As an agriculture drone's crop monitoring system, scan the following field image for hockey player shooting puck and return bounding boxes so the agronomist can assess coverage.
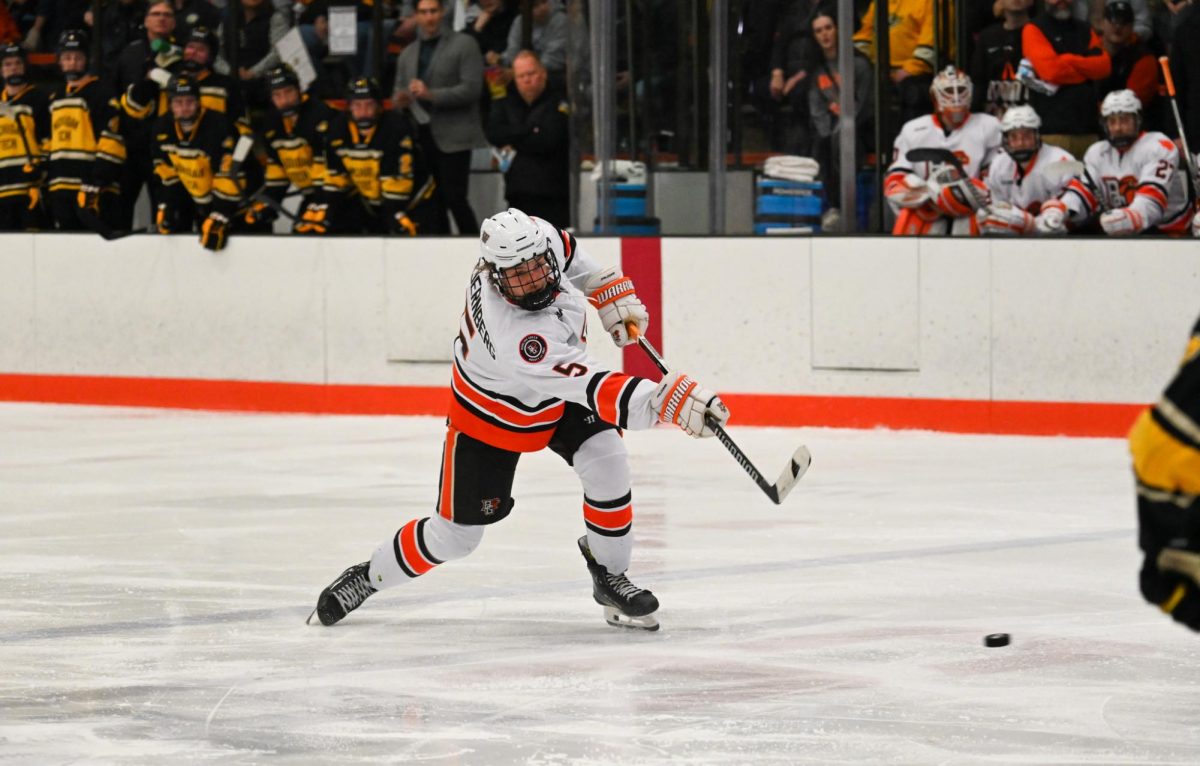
[984,633,1010,647]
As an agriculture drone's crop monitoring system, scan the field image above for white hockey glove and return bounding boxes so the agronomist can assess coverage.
[650,373,731,439]
[1034,199,1068,235]
[976,201,1034,236]
[584,267,649,347]
[1099,207,1145,237]
[885,172,932,208]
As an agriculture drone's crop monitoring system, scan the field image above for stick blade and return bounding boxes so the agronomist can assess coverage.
[769,446,812,504]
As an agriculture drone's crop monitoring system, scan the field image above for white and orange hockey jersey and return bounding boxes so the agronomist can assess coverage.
[885,112,1002,234]
[450,218,660,452]
[1062,131,1190,233]
[887,112,1002,183]
[986,144,1076,214]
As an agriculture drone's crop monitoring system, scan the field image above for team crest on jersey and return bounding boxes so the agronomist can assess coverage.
[481,498,501,515]
[519,333,547,363]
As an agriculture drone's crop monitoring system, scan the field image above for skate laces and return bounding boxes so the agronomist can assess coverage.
[605,572,642,599]
[332,569,375,612]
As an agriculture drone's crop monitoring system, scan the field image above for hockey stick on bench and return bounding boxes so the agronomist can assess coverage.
[629,328,811,505]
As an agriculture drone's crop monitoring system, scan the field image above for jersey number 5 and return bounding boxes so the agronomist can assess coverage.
[553,362,588,377]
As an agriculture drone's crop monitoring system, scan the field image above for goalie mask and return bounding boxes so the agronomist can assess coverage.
[931,66,972,130]
[1100,89,1141,150]
[1000,105,1042,164]
[479,208,560,311]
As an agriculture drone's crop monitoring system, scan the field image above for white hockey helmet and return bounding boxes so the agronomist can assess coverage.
[1000,105,1042,163]
[1099,89,1141,149]
[479,207,560,310]
[930,66,972,128]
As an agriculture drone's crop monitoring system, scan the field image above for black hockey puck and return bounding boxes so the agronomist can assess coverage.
[984,633,1010,647]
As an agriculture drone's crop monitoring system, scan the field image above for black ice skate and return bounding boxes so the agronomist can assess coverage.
[307,562,376,626]
[577,536,660,631]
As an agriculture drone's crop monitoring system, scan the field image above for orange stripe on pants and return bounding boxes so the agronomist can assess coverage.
[439,427,459,521]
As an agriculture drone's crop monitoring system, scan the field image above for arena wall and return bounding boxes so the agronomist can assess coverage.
[1,232,1196,436]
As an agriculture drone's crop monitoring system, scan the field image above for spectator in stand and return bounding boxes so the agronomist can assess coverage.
[0,3,19,44]
[111,1,180,230]
[1020,0,1111,159]
[465,0,516,107]
[807,9,874,224]
[499,0,567,88]
[466,0,516,61]
[91,0,149,81]
[22,0,88,52]
[1099,0,1162,130]
[487,50,569,228]
[392,0,488,235]
[1168,1,1200,150]
[766,0,827,155]
[970,0,1032,117]
[853,0,937,127]
[170,0,221,48]
[46,30,126,231]
[228,0,288,110]
[0,43,49,230]
[1072,0,1152,43]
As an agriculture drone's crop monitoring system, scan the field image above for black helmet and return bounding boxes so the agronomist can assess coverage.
[57,29,89,56]
[185,26,218,56]
[267,65,300,92]
[348,77,381,102]
[1,43,25,64]
[167,74,200,100]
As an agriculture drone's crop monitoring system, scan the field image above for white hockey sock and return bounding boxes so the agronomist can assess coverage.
[367,515,483,590]
[574,431,634,573]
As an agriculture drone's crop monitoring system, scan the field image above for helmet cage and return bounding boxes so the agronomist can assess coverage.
[931,66,972,128]
[1100,89,1142,149]
[1000,105,1041,163]
[489,249,560,311]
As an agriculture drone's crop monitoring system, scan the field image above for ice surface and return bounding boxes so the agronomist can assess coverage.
[1,403,1197,764]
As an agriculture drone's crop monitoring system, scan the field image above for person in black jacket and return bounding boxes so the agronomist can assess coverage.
[969,0,1032,117]
[150,73,243,250]
[486,50,569,228]
[0,43,50,231]
[322,77,444,235]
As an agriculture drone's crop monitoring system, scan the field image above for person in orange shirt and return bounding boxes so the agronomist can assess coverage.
[1019,0,1110,158]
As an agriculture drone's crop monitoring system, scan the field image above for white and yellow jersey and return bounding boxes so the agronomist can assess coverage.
[450,218,659,452]
[986,144,1076,213]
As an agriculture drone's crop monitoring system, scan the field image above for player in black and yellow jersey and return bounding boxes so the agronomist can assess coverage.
[0,44,50,231]
[322,77,444,236]
[46,30,126,232]
[1131,311,1200,633]
[120,26,254,231]
[151,74,243,251]
[255,65,334,234]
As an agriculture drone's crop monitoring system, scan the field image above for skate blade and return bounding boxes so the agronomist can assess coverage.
[603,606,660,631]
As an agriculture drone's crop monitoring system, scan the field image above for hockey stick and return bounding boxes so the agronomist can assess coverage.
[629,328,811,505]
[904,147,988,209]
[1159,56,1200,199]
[1040,159,1110,214]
